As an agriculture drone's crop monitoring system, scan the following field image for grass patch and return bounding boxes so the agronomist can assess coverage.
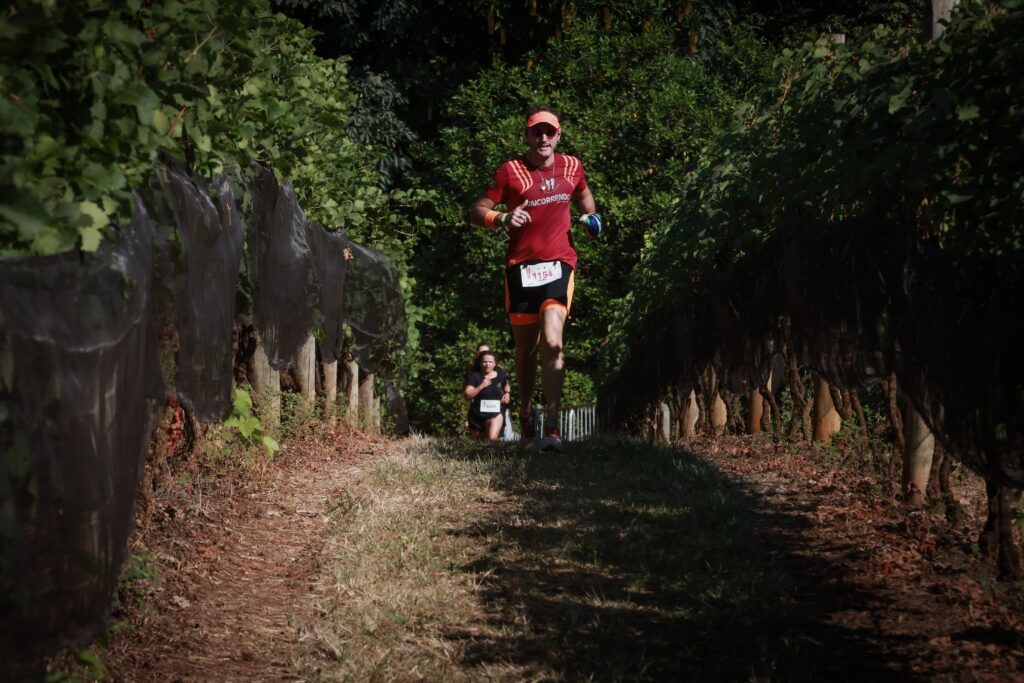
[303,435,828,681]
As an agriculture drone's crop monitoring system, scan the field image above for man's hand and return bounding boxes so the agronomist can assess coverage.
[579,212,602,237]
[508,201,532,229]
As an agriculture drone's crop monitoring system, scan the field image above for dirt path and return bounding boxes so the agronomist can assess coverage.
[109,434,387,682]
[106,433,1024,681]
[693,436,1024,682]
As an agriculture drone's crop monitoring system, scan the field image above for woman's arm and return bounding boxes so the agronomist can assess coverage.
[463,375,492,400]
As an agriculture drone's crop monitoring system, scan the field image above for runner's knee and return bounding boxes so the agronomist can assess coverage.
[540,336,562,359]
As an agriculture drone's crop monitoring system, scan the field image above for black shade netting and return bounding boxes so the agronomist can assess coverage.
[0,197,157,658]
[157,160,244,422]
[384,379,411,436]
[601,215,897,429]
[707,262,780,395]
[306,221,349,364]
[894,244,1024,486]
[344,240,407,374]
[599,303,712,430]
[779,215,897,388]
[247,166,317,370]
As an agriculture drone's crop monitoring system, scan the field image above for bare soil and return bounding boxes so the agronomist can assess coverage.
[104,432,1024,681]
[106,431,388,682]
[692,435,1024,682]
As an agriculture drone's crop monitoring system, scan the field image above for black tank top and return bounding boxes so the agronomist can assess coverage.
[467,368,507,417]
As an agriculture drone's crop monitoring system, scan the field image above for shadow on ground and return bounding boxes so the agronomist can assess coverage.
[440,436,915,681]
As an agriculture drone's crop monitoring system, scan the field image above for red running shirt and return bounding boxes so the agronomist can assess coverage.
[483,153,588,269]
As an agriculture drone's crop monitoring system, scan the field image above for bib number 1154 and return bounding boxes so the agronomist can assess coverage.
[520,261,561,288]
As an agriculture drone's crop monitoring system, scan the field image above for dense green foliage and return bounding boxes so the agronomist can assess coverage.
[403,16,775,433]
[0,0,400,257]
[272,1,743,203]
[607,0,1023,418]
[259,0,935,435]
[747,0,923,46]
[8,0,1001,440]
[274,1,737,127]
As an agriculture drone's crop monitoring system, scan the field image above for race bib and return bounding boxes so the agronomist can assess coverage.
[479,399,501,413]
[520,261,562,288]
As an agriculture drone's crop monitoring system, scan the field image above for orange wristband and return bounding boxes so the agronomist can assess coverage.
[483,210,505,227]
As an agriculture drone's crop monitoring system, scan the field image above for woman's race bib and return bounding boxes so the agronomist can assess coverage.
[520,261,562,287]
[479,399,501,414]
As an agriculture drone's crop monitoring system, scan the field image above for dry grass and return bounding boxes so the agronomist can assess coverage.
[297,435,793,681]
[299,435,535,682]
[92,429,1021,681]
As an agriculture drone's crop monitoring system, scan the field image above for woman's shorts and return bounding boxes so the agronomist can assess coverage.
[504,260,575,326]
[468,410,501,432]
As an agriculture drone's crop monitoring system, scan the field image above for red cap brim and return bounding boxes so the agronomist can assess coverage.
[526,112,560,130]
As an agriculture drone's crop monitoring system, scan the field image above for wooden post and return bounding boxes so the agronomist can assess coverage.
[895,0,958,501]
[657,401,671,444]
[758,370,775,434]
[251,336,280,430]
[295,333,316,409]
[812,376,841,443]
[711,394,727,433]
[747,388,764,434]
[344,355,359,429]
[703,367,728,435]
[323,359,338,429]
[683,389,699,438]
[926,0,959,41]
[359,372,375,432]
[902,401,935,507]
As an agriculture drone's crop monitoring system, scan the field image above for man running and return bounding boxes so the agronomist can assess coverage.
[469,105,602,452]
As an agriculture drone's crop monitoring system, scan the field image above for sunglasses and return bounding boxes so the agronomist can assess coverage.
[528,125,559,138]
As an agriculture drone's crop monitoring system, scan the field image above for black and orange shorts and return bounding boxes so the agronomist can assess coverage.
[504,260,575,326]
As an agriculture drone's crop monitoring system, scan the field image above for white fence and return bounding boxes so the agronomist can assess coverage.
[559,405,598,441]
[501,405,598,443]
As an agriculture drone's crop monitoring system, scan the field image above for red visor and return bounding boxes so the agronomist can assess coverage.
[526,111,560,130]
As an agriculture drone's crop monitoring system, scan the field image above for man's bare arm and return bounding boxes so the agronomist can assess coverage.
[572,186,596,215]
[469,196,532,229]
[469,197,498,228]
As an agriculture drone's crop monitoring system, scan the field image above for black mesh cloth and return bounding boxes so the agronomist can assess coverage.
[599,304,712,430]
[384,378,411,435]
[708,265,779,395]
[247,166,317,370]
[0,197,156,658]
[246,167,405,370]
[777,215,1024,485]
[779,215,896,389]
[306,221,349,363]
[0,162,411,660]
[344,240,407,373]
[604,209,1024,492]
[158,161,244,421]
[894,244,1024,485]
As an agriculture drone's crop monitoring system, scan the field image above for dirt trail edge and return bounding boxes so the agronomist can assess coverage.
[695,436,1024,682]
[108,434,1024,681]
[109,434,387,682]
